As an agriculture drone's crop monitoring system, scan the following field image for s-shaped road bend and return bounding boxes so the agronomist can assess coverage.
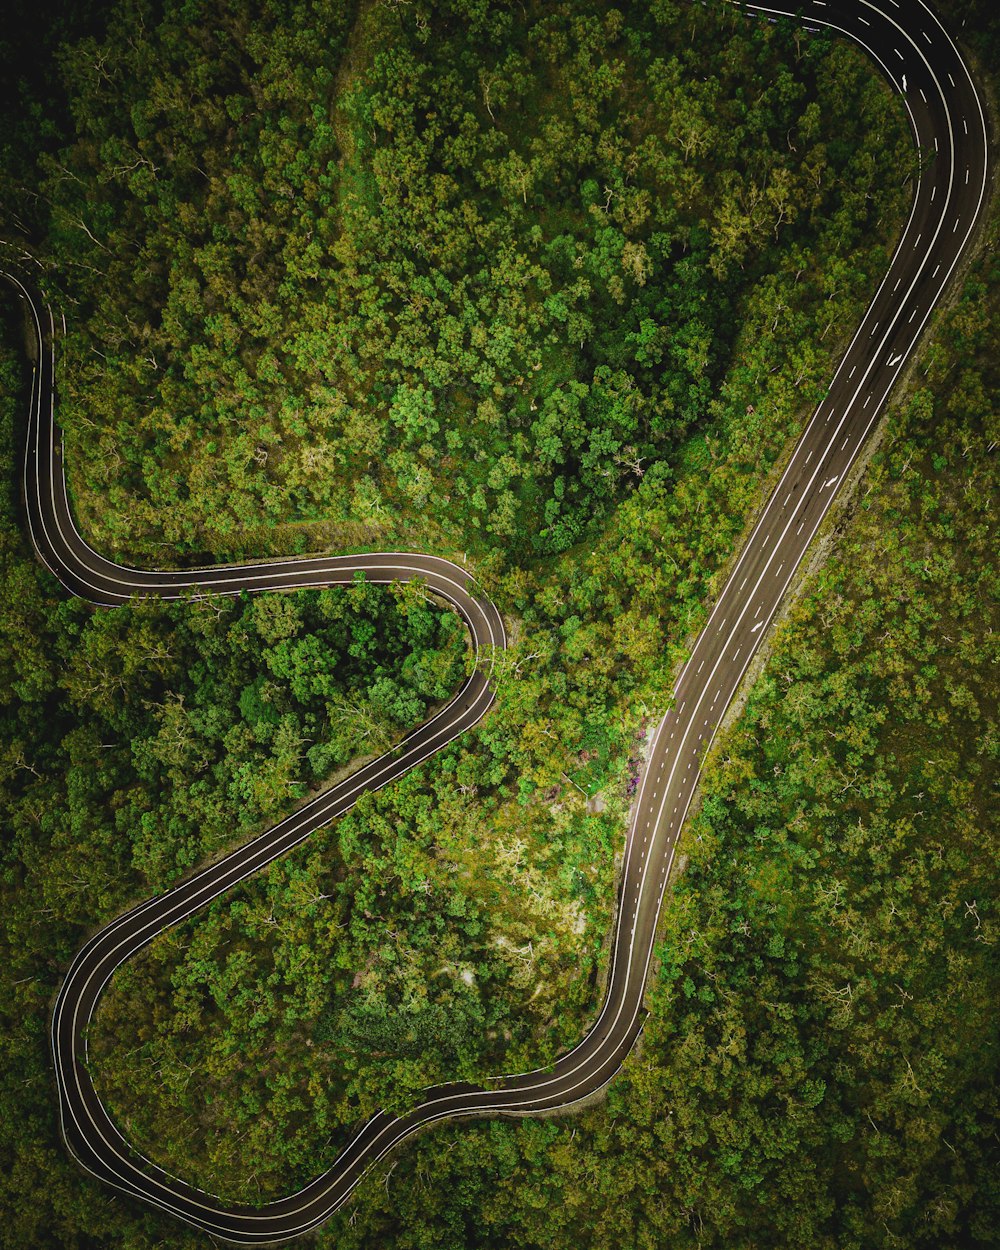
[0,0,989,1243]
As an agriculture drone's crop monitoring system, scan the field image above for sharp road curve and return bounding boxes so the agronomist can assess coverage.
[0,0,989,1242]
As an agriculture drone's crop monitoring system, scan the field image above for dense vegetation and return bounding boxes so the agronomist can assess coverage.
[6,0,913,567]
[0,303,618,1225]
[0,0,994,1247]
[302,179,1000,1250]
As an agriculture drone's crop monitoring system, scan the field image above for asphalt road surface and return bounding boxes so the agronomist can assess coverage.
[0,0,989,1242]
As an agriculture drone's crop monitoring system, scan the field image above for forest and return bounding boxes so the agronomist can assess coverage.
[0,0,996,1247]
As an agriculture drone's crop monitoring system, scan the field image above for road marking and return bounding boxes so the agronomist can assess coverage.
[23,0,994,1233]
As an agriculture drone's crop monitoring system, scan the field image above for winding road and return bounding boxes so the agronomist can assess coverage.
[0,0,990,1243]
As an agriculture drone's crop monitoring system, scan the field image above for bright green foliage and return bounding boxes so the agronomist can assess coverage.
[0,329,470,1232]
[7,0,910,566]
[0,0,994,1246]
[91,766,614,1198]
[2,562,464,891]
[306,196,1000,1250]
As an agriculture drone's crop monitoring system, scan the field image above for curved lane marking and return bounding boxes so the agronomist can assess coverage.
[0,0,989,1240]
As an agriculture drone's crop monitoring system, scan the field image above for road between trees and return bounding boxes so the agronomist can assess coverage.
[0,0,989,1242]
